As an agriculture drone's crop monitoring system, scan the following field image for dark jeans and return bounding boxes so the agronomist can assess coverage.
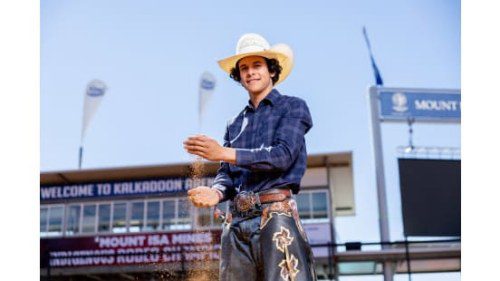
[219,199,317,281]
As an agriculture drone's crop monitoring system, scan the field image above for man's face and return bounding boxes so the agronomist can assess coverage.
[238,56,275,95]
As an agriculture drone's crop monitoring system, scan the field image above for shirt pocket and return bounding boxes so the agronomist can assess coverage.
[257,113,283,146]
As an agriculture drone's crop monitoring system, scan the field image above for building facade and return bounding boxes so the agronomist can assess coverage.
[40,152,354,280]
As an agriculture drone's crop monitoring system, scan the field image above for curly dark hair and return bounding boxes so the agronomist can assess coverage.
[230,57,282,85]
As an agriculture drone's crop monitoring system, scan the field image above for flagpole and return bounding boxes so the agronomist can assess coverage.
[363,27,393,281]
[78,145,84,169]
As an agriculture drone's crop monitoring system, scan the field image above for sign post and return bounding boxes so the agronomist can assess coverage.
[368,86,460,281]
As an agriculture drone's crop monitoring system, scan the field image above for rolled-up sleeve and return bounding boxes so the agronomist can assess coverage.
[235,98,313,171]
[211,124,235,202]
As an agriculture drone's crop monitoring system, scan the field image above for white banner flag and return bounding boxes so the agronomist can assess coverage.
[81,79,107,143]
[198,72,216,129]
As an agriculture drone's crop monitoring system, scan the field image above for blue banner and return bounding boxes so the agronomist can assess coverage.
[379,90,461,121]
[40,177,215,201]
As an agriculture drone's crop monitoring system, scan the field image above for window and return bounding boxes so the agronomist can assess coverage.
[40,197,202,237]
[312,192,328,219]
[66,205,81,235]
[163,198,192,230]
[98,204,111,232]
[297,193,311,219]
[162,200,176,230]
[112,202,127,233]
[41,205,64,237]
[145,201,160,231]
[46,205,64,236]
[82,204,97,233]
[177,198,191,229]
[130,201,144,232]
[40,207,48,234]
[295,189,330,223]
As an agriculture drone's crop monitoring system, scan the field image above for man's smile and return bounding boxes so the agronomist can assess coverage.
[246,78,260,84]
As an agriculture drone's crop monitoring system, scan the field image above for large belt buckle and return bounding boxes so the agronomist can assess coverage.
[235,191,260,214]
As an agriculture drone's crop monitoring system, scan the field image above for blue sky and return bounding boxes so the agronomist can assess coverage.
[41,1,460,279]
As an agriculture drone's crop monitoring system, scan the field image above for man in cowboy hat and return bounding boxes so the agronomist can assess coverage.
[183,33,316,281]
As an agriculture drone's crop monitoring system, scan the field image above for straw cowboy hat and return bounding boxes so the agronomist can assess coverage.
[218,33,294,85]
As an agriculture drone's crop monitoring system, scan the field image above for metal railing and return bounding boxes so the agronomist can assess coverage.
[42,238,460,281]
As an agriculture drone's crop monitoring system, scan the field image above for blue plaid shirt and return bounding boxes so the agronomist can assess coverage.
[212,89,313,201]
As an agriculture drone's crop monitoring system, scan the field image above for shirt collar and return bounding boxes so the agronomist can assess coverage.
[246,89,281,110]
[264,88,280,105]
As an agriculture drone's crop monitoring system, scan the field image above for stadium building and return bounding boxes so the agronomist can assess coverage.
[40,152,355,280]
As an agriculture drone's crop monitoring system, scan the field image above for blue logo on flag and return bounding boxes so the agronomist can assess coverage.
[87,86,105,97]
[201,79,215,91]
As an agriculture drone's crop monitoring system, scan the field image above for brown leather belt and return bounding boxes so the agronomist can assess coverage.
[233,188,291,215]
[259,188,292,203]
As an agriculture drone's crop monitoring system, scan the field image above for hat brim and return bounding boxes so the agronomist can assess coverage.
[218,48,293,85]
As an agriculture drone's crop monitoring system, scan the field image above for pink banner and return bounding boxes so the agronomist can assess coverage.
[40,230,222,268]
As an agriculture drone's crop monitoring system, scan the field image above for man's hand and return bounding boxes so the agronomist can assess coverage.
[183,134,236,163]
[187,186,221,208]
